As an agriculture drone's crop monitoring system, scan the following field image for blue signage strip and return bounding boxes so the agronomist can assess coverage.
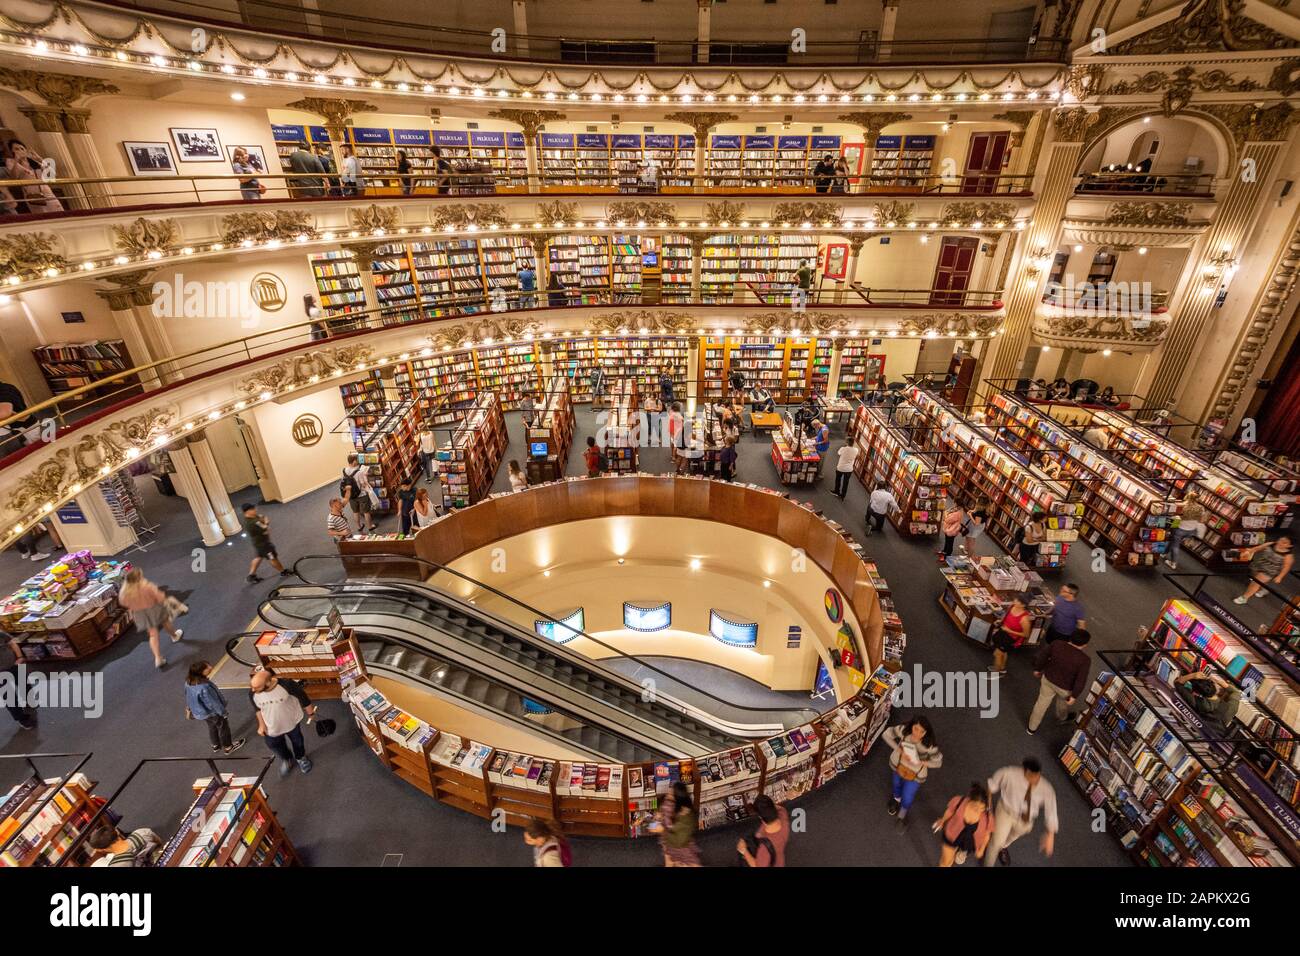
[643,134,674,149]
[875,135,902,149]
[308,126,331,144]
[611,134,641,149]
[470,131,506,147]
[576,133,608,148]
[433,130,469,146]
[350,127,392,145]
[710,135,741,149]
[811,135,842,150]
[271,124,306,142]
[393,128,432,146]
[676,135,696,148]
[540,133,575,148]
[904,135,936,149]
[778,135,808,150]
[744,135,775,149]
[506,132,525,148]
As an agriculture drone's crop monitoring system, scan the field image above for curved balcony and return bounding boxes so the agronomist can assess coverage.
[1032,299,1171,352]
[1061,183,1216,249]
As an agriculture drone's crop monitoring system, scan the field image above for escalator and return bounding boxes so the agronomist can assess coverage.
[258,554,816,762]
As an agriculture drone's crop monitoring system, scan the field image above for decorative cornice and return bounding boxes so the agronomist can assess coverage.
[703,200,746,224]
[993,109,1038,146]
[771,201,842,228]
[743,312,853,335]
[94,270,158,309]
[426,316,543,349]
[1104,201,1194,227]
[0,232,69,276]
[0,67,118,107]
[427,203,509,231]
[486,109,565,140]
[238,345,376,395]
[112,217,180,256]
[585,311,699,334]
[219,209,317,245]
[1268,59,1300,96]
[1100,65,1260,115]
[283,97,377,130]
[663,111,738,138]
[537,200,579,224]
[873,201,915,224]
[940,201,1016,224]
[348,204,401,233]
[1109,0,1295,55]
[900,312,1004,337]
[1200,102,1299,144]
[1032,309,1171,350]
[836,111,915,140]
[1051,106,1101,143]
[604,200,678,224]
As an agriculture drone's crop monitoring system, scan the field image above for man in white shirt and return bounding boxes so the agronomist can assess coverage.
[865,481,900,536]
[833,441,859,499]
[339,144,364,196]
[418,427,438,483]
[984,757,1058,866]
[341,453,377,534]
[1082,423,1109,448]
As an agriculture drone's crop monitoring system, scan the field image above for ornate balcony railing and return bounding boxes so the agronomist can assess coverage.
[1073,171,1216,198]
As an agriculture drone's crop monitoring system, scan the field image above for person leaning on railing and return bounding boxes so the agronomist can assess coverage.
[4,139,62,214]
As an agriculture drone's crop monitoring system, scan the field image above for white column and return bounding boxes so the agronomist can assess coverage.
[879,0,899,61]
[513,0,530,56]
[686,338,700,415]
[16,106,86,210]
[168,444,225,546]
[62,108,115,208]
[189,436,241,536]
[827,339,846,396]
[696,0,712,64]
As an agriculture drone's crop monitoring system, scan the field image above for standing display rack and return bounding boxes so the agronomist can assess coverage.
[526,375,576,484]
[0,753,101,867]
[603,378,640,474]
[437,392,508,509]
[905,385,1084,571]
[847,400,950,537]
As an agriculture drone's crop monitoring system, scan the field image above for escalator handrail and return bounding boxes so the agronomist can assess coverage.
[260,583,786,742]
[289,551,822,722]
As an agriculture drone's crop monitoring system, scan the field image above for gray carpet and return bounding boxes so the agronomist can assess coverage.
[2,404,1292,867]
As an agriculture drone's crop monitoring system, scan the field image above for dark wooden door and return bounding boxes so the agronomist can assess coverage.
[930,237,979,306]
[961,132,1010,194]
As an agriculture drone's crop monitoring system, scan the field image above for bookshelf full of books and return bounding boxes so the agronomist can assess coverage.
[700,235,740,301]
[270,123,330,172]
[644,133,696,189]
[0,771,106,866]
[706,134,743,187]
[836,339,887,397]
[32,339,138,399]
[474,343,543,409]
[159,774,300,867]
[738,234,821,304]
[851,403,950,536]
[525,375,576,483]
[310,250,366,319]
[868,134,935,189]
[1185,467,1295,568]
[468,130,528,189]
[539,132,579,188]
[596,335,690,395]
[337,369,386,429]
[369,243,420,320]
[548,234,612,303]
[347,126,400,184]
[346,398,422,513]
[575,133,613,187]
[548,337,597,402]
[254,623,365,700]
[480,235,537,301]
[741,134,776,188]
[661,233,694,302]
[437,392,508,509]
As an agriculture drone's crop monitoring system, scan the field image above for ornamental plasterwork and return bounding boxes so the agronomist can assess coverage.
[704,201,746,224]
[1109,0,1295,55]
[237,345,376,395]
[873,201,915,224]
[1200,102,1299,144]
[426,316,543,349]
[586,311,698,334]
[900,313,1003,337]
[486,109,565,140]
[940,201,1016,224]
[1268,60,1300,96]
[771,202,842,228]
[743,312,852,335]
[283,97,377,129]
[348,204,401,233]
[1051,107,1101,143]
[5,405,178,518]
[605,201,677,224]
[837,112,914,139]
[1209,223,1300,421]
[427,203,508,231]
[112,217,180,256]
[537,200,578,224]
[1103,202,1194,227]
[1032,310,1172,350]
[663,112,738,138]
[0,67,119,107]
[219,209,318,245]
[0,231,69,275]
[1100,66,1259,116]
[1062,221,1201,248]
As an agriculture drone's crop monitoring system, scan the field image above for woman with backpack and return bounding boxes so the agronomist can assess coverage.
[883,715,943,826]
[523,818,571,867]
[652,781,701,866]
[933,783,994,866]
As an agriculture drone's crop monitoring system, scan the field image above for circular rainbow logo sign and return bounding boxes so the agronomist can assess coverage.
[824,588,843,622]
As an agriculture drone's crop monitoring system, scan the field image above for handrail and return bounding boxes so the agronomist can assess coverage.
[0,290,1005,442]
[288,551,822,722]
[84,0,1070,66]
[0,169,1036,220]
[1073,170,1217,198]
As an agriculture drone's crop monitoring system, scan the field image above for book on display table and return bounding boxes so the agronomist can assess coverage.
[0,553,132,662]
[159,774,299,867]
[770,415,822,485]
[937,554,1054,647]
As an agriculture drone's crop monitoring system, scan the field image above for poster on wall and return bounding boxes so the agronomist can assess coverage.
[226,145,269,175]
[123,141,177,176]
[823,243,849,280]
[824,588,843,623]
[813,659,834,697]
[170,128,224,162]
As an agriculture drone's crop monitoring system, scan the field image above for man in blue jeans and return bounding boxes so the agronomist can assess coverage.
[516,259,537,309]
[250,667,316,777]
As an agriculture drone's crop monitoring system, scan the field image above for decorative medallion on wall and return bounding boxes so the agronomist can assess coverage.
[291,413,323,447]
[824,588,844,623]
[250,273,287,312]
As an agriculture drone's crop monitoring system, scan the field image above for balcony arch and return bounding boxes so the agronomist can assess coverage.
[1076,111,1231,193]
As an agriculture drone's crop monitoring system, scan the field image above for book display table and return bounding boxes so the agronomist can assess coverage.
[0,553,132,662]
[937,554,1054,648]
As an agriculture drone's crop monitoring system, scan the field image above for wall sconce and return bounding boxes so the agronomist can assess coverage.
[1202,247,1239,289]
[1024,248,1053,276]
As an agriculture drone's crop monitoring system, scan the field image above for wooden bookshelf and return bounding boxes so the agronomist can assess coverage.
[160,775,300,867]
[438,392,508,509]
[851,403,950,536]
[869,134,935,190]
[526,375,576,483]
[310,249,366,319]
[344,397,421,513]
[0,771,106,867]
[33,339,139,399]
[254,625,365,700]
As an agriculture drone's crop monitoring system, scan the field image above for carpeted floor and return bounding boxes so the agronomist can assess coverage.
[1,403,1293,867]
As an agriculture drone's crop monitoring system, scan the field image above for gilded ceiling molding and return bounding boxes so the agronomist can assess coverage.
[900,313,1004,336]
[425,316,542,349]
[1200,102,1299,144]
[1100,65,1260,115]
[486,109,566,140]
[1268,60,1300,96]
[5,405,178,519]
[771,201,842,227]
[703,200,746,224]
[1104,201,1194,227]
[1065,64,1105,102]
[537,200,579,224]
[873,201,915,223]
[585,311,698,334]
[283,97,377,133]
[663,111,739,138]
[744,312,851,335]
[94,270,159,310]
[521,231,559,253]
[1080,106,1150,155]
[992,110,1037,146]
[347,204,401,233]
[238,345,376,395]
[219,209,317,245]
[1051,106,1101,143]
[836,112,914,140]
[1208,220,1300,422]
[0,67,119,107]
[112,217,180,256]
[940,201,1016,223]
[605,200,678,224]
[1032,311,1172,350]
[1109,0,1295,55]
[427,203,509,231]
[0,232,69,276]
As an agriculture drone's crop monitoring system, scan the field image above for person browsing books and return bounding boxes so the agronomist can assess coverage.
[991,593,1032,675]
[963,500,989,557]
[865,481,900,536]
[584,436,605,477]
[411,487,439,528]
[933,783,994,867]
[326,498,351,546]
[652,781,701,866]
[833,441,859,499]
[737,794,791,866]
[523,818,571,867]
[940,500,966,559]
[397,477,417,536]
[508,459,528,492]
[1044,583,1087,644]
[340,454,378,534]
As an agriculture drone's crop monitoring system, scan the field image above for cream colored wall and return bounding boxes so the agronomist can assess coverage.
[243,384,352,502]
[1084,117,1223,177]
[434,516,865,695]
[1076,349,1150,393]
[1049,244,1185,300]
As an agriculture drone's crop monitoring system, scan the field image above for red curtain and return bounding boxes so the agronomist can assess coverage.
[1258,333,1300,457]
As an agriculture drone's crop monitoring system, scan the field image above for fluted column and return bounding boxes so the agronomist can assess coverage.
[95,271,173,390]
[827,338,846,396]
[168,444,224,546]
[1147,138,1289,412]
[343,243,383,318]
[188,435,241,536]
[686,337,700,414]
[688,234,707,298]
[488,110,565,191]
[15,105,85,209]
[60,108,114,208]
[981,107,1095,386]
[836,112,913,193]
[836,235,867,303]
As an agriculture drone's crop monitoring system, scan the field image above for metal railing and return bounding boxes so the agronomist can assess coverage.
[101,0,1068,65]
[0,170,1036,220]
[0,289,1002,457]
[1073,170,1217,198]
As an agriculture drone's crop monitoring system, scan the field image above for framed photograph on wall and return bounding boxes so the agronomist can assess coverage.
[122,141,177,176]
[823,243,849,281]
[169,127,224,162]
[226,144,269,175]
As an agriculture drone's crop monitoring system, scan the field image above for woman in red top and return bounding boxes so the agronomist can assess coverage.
[991,593,1032,675]
[583,436,603,478]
